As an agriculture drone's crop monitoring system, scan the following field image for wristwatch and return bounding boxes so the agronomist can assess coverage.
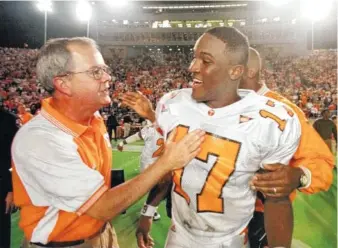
[298,171,310,188]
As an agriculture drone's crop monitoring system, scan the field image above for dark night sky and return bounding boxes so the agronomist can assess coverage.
[0,1,336,49]
[0,1,90,48]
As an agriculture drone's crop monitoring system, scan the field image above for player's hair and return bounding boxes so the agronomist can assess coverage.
[205,27,249,66]
[36,37,99,94]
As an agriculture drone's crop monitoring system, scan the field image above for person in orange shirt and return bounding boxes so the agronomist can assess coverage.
[240,48,334,248]
[12,37,204,248]
[17,104,33,125]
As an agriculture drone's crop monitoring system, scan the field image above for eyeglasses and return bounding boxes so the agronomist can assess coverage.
[57,66,112,81]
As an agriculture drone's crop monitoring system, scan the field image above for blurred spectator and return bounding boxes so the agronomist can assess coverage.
[313,109,337,152]
[107,112,119,141]
[123,114,133,138]
[17,104,33,125]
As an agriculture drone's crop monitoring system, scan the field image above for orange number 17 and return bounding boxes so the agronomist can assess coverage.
[172,125,241,213]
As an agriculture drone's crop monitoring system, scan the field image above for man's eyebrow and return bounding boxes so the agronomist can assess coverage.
[200,51,215,58]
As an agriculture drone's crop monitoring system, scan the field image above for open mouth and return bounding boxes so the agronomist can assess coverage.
[192,78,203,89]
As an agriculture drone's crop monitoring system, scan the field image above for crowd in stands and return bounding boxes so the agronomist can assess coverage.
[264,50,337,117]
[0,46,336,137]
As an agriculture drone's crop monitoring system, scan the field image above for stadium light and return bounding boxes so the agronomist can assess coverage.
[301,0,334,51]
[37,0,52,12]
[76,1,92,22]
[36,0,52,44]
[301,0,333,22]
[76,0,92,37]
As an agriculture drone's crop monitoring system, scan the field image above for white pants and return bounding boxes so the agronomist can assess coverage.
[123,123,131,138]
[164,224,249,248]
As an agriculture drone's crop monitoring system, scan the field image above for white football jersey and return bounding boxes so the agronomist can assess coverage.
[139,125,164,171]
[156,88,301,245]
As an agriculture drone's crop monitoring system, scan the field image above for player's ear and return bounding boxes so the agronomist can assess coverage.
[229,65,245,81]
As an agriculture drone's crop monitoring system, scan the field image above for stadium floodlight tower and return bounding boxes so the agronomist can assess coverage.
[76,0,92,37]
[301,0,334,51]
[36,0,52,44]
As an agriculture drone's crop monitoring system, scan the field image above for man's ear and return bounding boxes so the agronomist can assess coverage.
[228,65,245,81]
[53,77,72,96]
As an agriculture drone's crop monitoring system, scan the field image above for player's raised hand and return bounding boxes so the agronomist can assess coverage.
[161,128,205,170]
[121,91,155,122]
[136,216,154,248]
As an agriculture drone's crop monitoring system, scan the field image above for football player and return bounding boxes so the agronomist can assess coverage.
[125,27,301,248]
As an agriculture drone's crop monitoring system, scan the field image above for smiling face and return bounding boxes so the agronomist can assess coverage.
[55,43,112,110]
[189,33,246,106]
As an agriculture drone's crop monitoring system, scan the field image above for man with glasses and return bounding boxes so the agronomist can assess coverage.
[12,37,205,248]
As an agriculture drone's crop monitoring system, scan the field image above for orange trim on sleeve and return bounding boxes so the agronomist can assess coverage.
[254,198,264,213]
[77,184,109,216]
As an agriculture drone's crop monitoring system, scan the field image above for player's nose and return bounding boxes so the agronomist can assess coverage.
[188,58,200,73]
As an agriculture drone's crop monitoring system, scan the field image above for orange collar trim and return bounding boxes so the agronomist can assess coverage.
[41,97,101,137]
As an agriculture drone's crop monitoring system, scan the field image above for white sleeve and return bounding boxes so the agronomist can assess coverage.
[12,128,106,213]
[260,113,301,167]
[125,131,143,143]
[155,93,179,139]
[140,126,150,141]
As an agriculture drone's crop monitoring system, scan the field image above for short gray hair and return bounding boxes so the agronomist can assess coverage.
[36,37,99,94]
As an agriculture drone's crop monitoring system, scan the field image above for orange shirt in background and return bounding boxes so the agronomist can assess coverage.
[19,112,33,125]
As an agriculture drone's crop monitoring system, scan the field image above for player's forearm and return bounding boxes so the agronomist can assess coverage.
[264,197,293,248]
[87,157,171,221]
[123,132,142,144]
[146,179,171,207]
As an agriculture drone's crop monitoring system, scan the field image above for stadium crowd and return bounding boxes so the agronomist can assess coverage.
[0,46,336,132]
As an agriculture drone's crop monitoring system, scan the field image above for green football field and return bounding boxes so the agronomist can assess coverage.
[11,150,337,248]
